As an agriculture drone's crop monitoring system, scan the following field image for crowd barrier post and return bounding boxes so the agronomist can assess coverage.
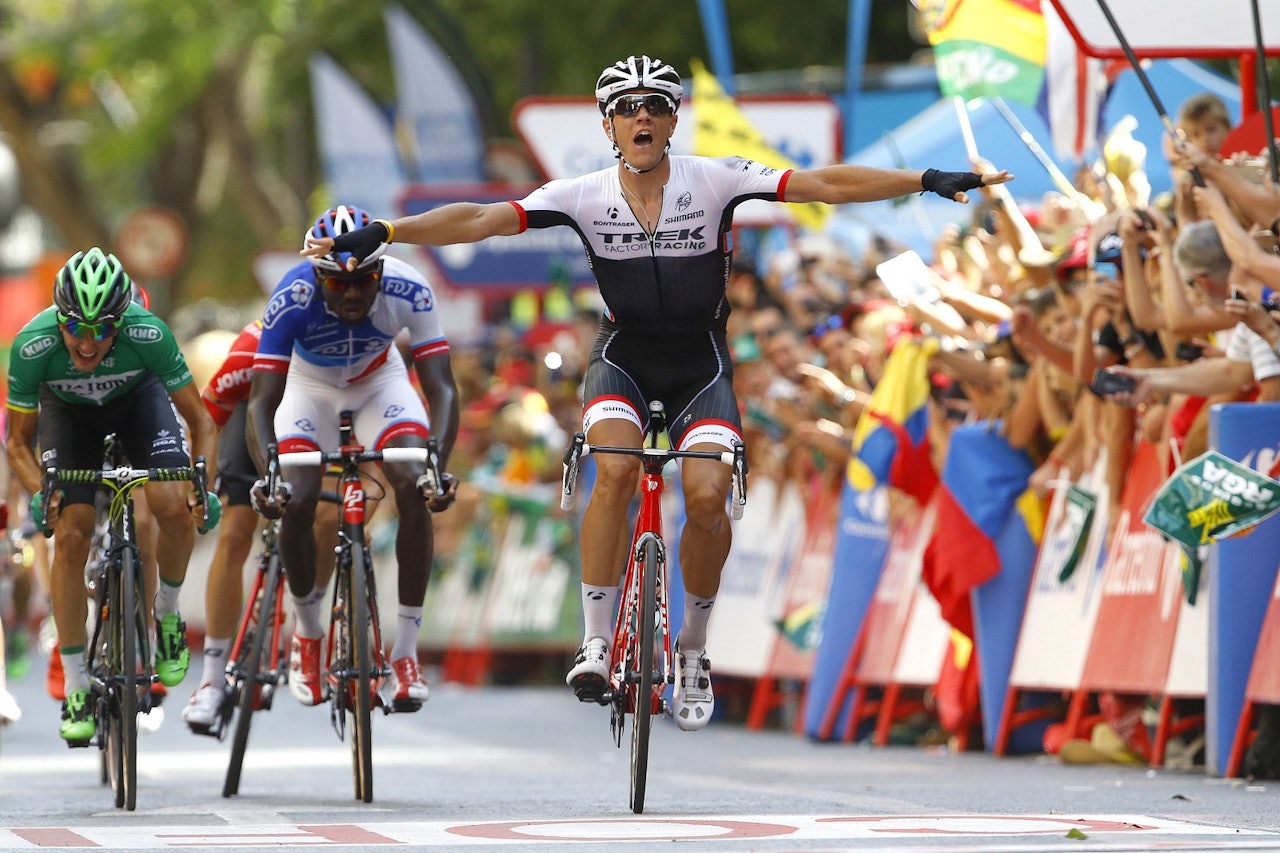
[746,476,838,731]
[1068,440,1186,757]
[1207,401,1280,776]
[804,482,891,740]
[993,451,1111,755]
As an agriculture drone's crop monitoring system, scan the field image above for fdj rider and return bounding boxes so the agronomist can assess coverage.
[5,248,220,743]
[247,205,459,713]
[303,55,1011,731]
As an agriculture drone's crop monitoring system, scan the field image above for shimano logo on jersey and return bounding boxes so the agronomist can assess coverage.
[125,325,162,343]
[19,335,56,360]
[676,191,692,211]
[664,210,705,224]
[262,279,314,328]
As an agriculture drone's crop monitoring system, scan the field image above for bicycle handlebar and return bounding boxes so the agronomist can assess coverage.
[276,441,446,496]
[559,434,747,519]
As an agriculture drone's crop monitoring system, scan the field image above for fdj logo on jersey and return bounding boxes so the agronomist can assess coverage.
[263,279,315,328]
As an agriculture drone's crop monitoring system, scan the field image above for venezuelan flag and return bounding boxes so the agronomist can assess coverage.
[922,0,1047,105]
[847,337,939,505]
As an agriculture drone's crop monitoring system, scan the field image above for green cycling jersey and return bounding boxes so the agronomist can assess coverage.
[6,303,192,412]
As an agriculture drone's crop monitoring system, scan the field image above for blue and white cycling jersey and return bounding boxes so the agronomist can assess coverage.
[253,256,449,386]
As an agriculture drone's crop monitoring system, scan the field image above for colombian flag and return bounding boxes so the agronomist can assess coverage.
[689,59,829,232]
[923,423,1041,638]
[846,336,939,505]
[922,0,1047,105]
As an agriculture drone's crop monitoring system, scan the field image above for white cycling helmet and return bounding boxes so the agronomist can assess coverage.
[595,55,683,115]
[304,204,388,274]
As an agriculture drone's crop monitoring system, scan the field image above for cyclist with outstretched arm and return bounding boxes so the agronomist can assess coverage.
[247,205,459,713]
[303,55,1011,731]
[4,248,220,743]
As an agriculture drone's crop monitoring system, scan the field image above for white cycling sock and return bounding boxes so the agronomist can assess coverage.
[678,594,716,653]
[581,583,619,643]
[291,587,327,639]
[199,638,231,688]
[391,605,423,661]
[154,578,182,618]
[61,645,89,694]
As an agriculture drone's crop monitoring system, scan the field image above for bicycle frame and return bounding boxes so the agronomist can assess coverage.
[45,453,201,812]
[276,411,443,803]
[560,400,745,813]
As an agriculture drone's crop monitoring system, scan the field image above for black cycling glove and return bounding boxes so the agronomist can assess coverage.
[921,168,984,199]
[330,221,391,265]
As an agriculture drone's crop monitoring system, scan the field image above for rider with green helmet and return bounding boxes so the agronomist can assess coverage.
[5,247,221,743]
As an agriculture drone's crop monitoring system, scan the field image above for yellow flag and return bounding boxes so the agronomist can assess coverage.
[689,59,829,232]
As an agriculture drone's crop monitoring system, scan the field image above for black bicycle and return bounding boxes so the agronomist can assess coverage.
[41,450,205,811]
[276,411,444,802]
[217,458,289,797]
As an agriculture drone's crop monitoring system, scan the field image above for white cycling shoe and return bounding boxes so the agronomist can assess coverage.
[566,637,610,702]
[182,682,223,732]
[672,646,714,731]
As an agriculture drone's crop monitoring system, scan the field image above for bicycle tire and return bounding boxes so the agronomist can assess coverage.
[223,546,283,798]
[119,547,139,811]
[348,538,374,803]
[629,536,659,814]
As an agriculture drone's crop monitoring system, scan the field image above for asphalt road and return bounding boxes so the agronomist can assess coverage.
[0,659,1278,852]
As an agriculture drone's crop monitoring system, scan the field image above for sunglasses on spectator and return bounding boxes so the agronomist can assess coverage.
[610,94,676,118]
[57,312,119,341]
[320,268,381,293]
[810,315,844,340]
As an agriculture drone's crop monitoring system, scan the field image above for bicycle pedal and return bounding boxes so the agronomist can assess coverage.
[391,697,422,714]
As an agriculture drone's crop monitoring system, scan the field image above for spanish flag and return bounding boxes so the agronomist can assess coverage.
[689,59,829,232]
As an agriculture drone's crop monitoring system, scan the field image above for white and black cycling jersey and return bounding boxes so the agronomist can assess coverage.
[513,155,790,334]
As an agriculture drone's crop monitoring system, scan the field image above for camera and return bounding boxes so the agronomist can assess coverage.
[1089,368,1137,398]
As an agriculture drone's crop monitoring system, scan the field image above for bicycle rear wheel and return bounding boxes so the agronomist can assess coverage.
[347,539,374,803]
[224,546,284,798]
[629,536,659,814]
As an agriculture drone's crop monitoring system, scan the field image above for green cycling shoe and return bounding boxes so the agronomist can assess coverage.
[60,688,94,745]
[155,613,190,687]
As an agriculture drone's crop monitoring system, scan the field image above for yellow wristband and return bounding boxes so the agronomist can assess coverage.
[374,218,395,244]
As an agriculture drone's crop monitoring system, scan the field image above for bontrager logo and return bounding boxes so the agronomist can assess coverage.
[126,325,162,343]
[19,335,56,359]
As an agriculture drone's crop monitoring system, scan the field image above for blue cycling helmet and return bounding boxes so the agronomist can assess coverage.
[304,204,387,273]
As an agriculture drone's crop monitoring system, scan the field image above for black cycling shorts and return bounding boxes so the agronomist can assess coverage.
[581,320,742,450]
[37,374,190,507]
[216,402,256,507]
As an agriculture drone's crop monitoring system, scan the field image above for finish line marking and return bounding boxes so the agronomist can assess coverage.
[0,814,1273,848]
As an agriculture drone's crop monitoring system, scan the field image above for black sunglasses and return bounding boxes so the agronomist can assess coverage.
[611,94,676,118]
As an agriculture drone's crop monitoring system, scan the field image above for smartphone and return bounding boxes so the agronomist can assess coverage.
[1231,287,1245,302]
[1089,368,1137,398]
[1094,261,1122,281]
[1134,208,1156,231]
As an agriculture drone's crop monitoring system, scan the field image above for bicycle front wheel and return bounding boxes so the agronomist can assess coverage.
[114,548,140,811]
[224,546,284,798]
[629,536,659,814]
[347,538,374,803]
